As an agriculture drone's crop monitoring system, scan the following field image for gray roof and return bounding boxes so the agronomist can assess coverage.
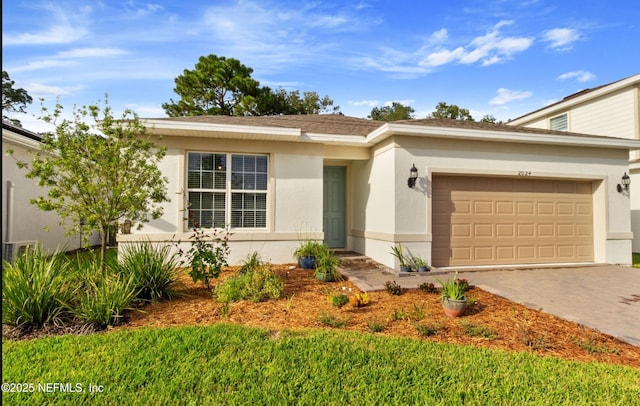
[153,114,625,141]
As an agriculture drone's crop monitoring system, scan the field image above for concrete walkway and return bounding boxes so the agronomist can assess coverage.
[339,258,640,347]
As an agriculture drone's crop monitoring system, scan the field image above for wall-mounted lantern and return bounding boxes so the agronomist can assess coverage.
[407,164,418,188]
[617,172,630,193]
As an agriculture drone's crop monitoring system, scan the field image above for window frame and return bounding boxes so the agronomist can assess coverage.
[186,151,269,230]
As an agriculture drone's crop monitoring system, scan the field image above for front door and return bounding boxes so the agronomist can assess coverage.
[323,166,346,248]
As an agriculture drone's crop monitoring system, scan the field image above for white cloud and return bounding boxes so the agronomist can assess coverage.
[429,28,448,43]
[11,59,78,73]
[543,28,581,50]
[349,100,379,107]
[420,20,534,68]
[558,70,596,82]
[489,88,532,105]
[201,1,364,70]
[3,3,92,45]
[27,83,79,97]
[127,104,167,117]
[56,48,129,58]
[383,100,415,107]
[3,25,88,45]
[422,47,465,67]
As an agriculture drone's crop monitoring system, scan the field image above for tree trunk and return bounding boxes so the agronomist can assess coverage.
[100,226,107,273]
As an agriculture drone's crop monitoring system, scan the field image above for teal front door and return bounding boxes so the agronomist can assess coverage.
[323,166,346,248]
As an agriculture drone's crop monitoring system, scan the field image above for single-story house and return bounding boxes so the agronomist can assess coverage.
[508,73,640,252]
[118,114,640,269]
[2,121,101,260]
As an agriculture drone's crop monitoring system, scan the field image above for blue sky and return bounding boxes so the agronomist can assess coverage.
[3,0,639,131]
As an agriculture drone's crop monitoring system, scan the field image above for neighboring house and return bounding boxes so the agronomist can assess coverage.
[508,73,640,252]
[2,121,100,260]
[118,114,640,268]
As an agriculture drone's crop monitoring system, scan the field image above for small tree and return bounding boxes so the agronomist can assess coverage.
[14,98,169,271]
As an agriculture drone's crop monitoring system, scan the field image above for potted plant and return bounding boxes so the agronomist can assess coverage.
[390,243,412,272]
[436,272,469,318]
[314,247,343,282]
[293,240,324,269]
[410,255,430,273]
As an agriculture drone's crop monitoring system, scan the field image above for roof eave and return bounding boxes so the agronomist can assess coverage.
[508,73,640,125]
[367,123,640,150]
[141,118,302,140]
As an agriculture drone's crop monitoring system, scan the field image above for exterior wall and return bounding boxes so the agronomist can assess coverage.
[2,130,101,257]
[569,89,637,140]
[357,135,633,268]
[348,140,401,267]
[509,76,640,256]
[118,135,325,265]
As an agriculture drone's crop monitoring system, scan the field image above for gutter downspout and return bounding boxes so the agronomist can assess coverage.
[5,181,15,259]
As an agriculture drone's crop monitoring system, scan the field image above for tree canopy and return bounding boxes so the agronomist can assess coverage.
[2,70,33,127]
[162,54,339,117]
[14,98,169,269]
[369,102,415,121]
[162,55,260,117]
[429,101,474,121]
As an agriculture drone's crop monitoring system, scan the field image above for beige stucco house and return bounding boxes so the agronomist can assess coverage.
[2,122,100,260]
[119,114,640,269]
[509,73,640,252]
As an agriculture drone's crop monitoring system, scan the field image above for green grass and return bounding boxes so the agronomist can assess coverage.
[633,253,640,268]
[3,324,639,405]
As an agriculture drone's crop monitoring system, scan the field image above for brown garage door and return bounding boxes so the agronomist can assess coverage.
[432,175,593,267]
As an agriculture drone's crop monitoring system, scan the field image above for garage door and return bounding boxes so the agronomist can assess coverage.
[432,175,593,267]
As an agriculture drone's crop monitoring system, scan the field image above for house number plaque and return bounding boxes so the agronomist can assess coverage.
[518,171,532,176]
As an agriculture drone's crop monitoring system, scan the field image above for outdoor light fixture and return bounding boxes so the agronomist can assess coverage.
[617,172,631,193]
[408,163,418,188]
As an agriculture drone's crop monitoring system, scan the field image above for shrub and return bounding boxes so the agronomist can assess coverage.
[113,241,180,301]
[180,226,230,288]
[72,270,137,328]
[215,265,284,303]
[419,282,438,294]
[2,245,73,329]
[329,293,349,308]
[385,281,403,295]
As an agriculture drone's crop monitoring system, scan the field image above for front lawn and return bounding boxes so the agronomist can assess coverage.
[3,324,639,405]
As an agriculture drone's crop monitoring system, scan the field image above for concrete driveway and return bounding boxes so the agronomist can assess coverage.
[342,261,640,347]
[459,265,640,347]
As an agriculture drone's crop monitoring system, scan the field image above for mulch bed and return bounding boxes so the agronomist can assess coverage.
[114,265,640,368]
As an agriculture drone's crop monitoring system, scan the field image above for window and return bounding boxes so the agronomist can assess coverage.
[187,152,268,229]
[550,114,568,131]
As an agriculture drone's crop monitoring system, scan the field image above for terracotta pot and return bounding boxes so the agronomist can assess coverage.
[441,297,467,318]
